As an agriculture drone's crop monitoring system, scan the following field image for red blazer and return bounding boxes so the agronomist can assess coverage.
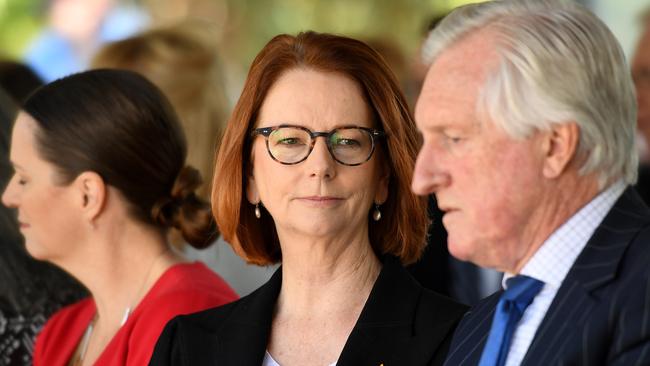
[33,262,238,366]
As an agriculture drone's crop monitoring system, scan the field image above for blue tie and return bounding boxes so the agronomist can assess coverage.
[478,275,544,366]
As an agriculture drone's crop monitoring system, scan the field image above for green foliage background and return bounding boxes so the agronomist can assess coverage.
[0,0,43,58]
[0,0,488,67]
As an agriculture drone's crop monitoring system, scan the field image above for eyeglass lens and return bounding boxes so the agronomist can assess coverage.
[267,127,374,165]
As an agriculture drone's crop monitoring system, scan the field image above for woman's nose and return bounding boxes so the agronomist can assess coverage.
[306,138,336,179]
[1,176,19,208]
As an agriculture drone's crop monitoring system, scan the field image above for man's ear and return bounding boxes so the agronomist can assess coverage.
[541,122,580,179]
[74,171,106,223]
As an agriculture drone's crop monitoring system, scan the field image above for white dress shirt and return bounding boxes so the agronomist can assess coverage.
[502,180,626,366]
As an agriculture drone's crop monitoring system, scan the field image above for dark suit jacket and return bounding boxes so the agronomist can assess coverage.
[444,187,650,366]
[150,255,468,366]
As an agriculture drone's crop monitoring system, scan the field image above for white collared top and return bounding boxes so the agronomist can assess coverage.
[263,351,337,366]
[502,180,626,366]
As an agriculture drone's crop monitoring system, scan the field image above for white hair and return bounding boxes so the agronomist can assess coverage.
[425,0,637,187]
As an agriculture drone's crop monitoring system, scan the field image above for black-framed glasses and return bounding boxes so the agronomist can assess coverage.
[251,125,386,166]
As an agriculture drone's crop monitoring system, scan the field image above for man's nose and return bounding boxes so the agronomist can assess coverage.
[411,144,450,195]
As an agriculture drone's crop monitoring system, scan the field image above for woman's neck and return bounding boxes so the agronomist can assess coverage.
[66,221,186,366]
[276,229,382,318]
[61,221,182,328]
[268,231,382,366]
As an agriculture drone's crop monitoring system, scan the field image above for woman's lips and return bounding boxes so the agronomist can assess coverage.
[296,196,344,207]
[300,196,341,200]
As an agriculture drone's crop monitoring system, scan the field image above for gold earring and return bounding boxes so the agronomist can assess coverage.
[372,204,381,221]
[255,203,261,219]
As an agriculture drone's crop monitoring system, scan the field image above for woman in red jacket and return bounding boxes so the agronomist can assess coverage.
[1,69,238,366]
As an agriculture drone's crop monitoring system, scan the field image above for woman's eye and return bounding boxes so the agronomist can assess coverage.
[277,138,302,145]
[335,138,360,147]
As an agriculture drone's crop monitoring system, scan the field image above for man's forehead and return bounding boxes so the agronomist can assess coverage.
[428,30,501,88]
[416,31,501,124]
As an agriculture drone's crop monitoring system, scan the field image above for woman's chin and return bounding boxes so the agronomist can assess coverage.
[284,218,349,238]
[24,241,49,261]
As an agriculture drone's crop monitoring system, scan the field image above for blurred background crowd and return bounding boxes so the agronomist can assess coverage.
[0,0,643,106]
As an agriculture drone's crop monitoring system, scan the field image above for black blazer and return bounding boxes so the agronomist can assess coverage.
[150,255,468,366]
[444,187,650,366]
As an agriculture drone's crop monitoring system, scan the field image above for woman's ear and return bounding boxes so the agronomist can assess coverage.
[74,171,106,224]
[375,169,390,205]
[245,145,260,204]
[246,173,259,204]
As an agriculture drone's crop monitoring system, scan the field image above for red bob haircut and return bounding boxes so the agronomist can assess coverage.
[212,31,428,265]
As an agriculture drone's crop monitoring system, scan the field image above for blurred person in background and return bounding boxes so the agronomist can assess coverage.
[632,7,650,204]
[1,69,237,365]
[0,61,44,104]
[0,86,85,366]
[633,7,650,164]
[92,21,226,200]
[92,21,277,296]
[151,31,467,366]
[24,0,147,82]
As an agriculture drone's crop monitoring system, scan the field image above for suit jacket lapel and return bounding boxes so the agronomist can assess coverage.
[214,268,282,365]
[338,256,458,366]
[338,256,418,365]
[522,187,650,364]
[442,292,500,366]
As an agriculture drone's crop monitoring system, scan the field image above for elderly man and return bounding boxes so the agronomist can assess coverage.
[412,1,650,365]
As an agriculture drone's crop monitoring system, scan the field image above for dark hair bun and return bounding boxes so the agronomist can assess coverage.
[151,166,217,248]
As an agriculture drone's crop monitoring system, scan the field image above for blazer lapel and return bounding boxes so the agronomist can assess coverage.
[338,256,458,366]
[442,293,500,366]
[521,187,650,364]
[214,267,282,365]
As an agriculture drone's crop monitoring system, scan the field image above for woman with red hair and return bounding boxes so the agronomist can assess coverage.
[151,31,466,366]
